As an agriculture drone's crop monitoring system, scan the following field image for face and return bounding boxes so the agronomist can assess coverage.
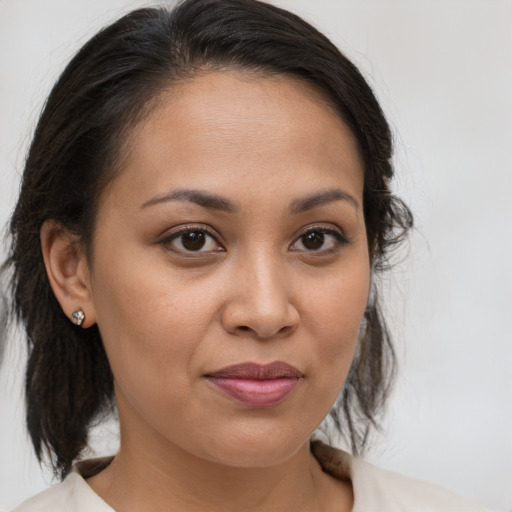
[87,71,370,468]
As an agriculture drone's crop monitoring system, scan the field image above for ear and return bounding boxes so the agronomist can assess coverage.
[40,219,96,328]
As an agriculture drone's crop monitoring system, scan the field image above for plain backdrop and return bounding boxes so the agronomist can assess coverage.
[0,1,511,511]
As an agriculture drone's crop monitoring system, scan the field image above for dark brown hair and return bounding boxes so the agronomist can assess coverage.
[2,0,412,479]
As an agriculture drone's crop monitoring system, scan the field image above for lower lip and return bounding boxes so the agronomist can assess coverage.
[206,377,301,407]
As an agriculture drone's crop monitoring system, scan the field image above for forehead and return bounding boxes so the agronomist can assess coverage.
[102,70,364,211]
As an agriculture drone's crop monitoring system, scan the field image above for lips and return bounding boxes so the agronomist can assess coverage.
[205,362,303,407]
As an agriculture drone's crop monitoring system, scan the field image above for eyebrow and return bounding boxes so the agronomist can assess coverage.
[141,189,238,213]
[288,188,359,214]
[140,187,358,214]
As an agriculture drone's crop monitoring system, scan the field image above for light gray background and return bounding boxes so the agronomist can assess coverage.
[0,1,511,511]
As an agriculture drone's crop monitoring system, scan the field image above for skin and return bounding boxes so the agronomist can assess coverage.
[42,71,370,512]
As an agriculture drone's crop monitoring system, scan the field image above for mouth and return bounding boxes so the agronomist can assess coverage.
[204,361,304,407]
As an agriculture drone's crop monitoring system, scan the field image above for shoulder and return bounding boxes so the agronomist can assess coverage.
[13,473,80,512]
[350,456,490,512]
[311,441,490,512]
[12,466,114,512]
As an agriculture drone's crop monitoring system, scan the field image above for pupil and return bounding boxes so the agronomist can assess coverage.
[303,231,324,250]
[182,231,205,251]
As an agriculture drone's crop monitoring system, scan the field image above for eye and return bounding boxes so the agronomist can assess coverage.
[160,227,224,254]
[290,227,347,253]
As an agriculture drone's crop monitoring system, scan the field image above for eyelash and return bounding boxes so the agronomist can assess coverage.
[290,227,348,254]
[159,225,224,256]
[158,224,348,256]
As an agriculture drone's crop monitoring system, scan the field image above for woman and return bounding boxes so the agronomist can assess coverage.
[1,0,491,510]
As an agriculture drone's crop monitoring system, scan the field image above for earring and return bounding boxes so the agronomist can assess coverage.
[71,308,86,327]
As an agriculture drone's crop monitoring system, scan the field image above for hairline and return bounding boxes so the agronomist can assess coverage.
[84,64,365,264]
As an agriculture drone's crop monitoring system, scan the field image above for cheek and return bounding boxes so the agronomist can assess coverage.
[89,245,219,395]
[303,261,370,391]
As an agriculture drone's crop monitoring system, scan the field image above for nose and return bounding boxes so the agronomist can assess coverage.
[221,252,300,339]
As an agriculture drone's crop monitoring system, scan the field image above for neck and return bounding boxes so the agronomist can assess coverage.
[87,434,350,512]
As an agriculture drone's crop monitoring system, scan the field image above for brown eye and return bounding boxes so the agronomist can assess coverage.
[161,228,223,254]
[181,231,206,251]
[302,231,325,250]
[290,227,347,253]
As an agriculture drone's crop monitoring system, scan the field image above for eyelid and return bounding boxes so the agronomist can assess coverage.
[158,224,225,253]
[289,224,349,252]
[157,223,348,255]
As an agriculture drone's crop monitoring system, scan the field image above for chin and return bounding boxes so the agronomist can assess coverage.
[191,425,310,469]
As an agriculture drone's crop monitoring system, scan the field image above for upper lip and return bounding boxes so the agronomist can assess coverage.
[206,361,303,380]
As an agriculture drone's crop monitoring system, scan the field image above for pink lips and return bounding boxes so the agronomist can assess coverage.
[205,362,303,407]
